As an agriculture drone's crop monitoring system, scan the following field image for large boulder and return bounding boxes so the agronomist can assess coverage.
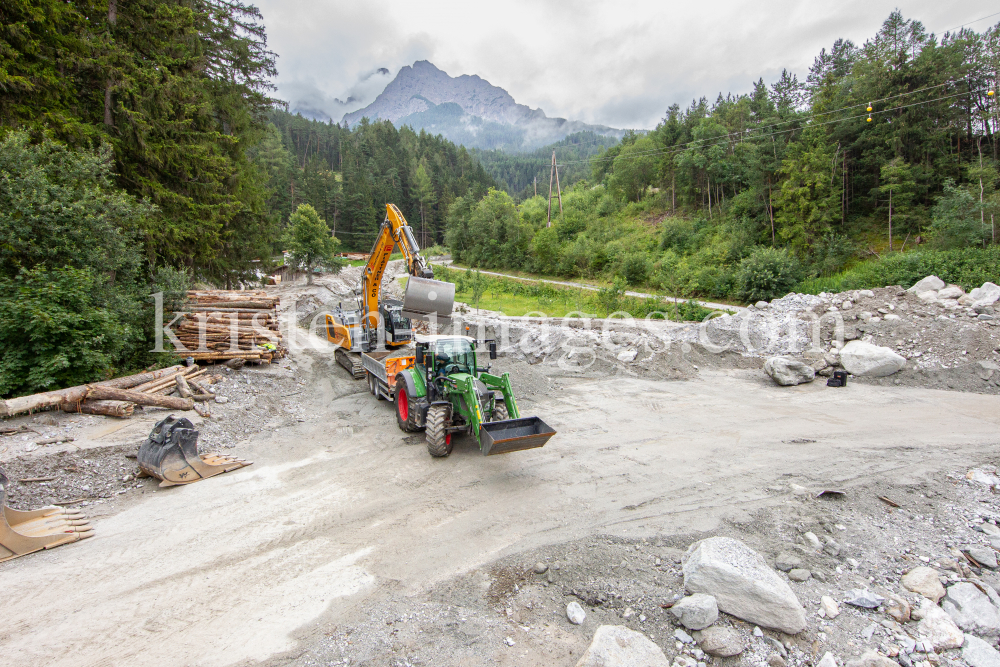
[942,582,1000,637]
[970,282,1000,307]
[964,634,1000,667]
[764,357,816,386]
[909,276,945,293]
[683,536,807,634]
[575,625,670,667]
[839,341,905,377]
[697,626,745,657]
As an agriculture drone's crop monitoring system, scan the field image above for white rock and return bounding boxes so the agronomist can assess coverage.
[859,290,875,298]
[567,601,587,625]
[901,566,946,602]
[803,532,822,549]
[839,341,906,377]
[942,582,1000,637]
[674,628,694,643]
[683,536,807,634]
[916,600,965,650]
[821,596,840,619]
[917,290,940,302]
[909,276,946,293]
[671,594,719,630]
[617,349,638,363]
[938,285,965,299]
[842,300,853,309]
[884,313,901,321]
[576,625,671,667]
[970,282,1000,307]
[818,652,839,667]
[968,469,1000,487]
[964,634,1000,667]
[214,396,229,404]
[764,357,816,386]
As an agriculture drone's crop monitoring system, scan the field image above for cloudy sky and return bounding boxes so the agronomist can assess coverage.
[254,0,997,129]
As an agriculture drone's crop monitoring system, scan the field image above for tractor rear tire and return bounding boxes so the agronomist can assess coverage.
[425,405,453,457]
[492,401,509,421]
[395,383,420,432]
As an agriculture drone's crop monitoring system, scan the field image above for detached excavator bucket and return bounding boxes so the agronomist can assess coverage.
[138,416,252,488]
[479,417,556,456]
[0,467,93,563]
[402,276,455,322]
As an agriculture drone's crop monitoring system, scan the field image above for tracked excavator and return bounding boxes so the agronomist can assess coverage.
[326,204,455,377]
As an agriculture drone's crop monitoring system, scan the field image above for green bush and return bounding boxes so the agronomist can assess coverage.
[796,247,1000,294]
[736,247,802,302]
[619,253,651,286]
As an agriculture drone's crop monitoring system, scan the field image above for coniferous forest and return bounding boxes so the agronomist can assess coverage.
[2,5,1000,396]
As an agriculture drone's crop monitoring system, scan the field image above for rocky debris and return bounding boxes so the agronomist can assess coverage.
[942,582,1000,637]
[567,600,586,625]
[915,599,965,650]
[670,593,718,630]
[788,568,811,582]
[695,626,745,657]
[901,566,947,602]
[575,625,670,667]
[533,561,548,574]
[938,285,966,300]
[964,634,1000,667]
[846,649,901,667]
[673,628,694,644]
[775,551,803,572]
[962,282,1000,307]
[839,341,906,377]
[682,536,806,634]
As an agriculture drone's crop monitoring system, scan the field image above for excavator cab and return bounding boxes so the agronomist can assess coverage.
[380,300,412,348]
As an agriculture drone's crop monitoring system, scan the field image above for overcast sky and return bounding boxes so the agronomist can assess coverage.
[254,1,998,129]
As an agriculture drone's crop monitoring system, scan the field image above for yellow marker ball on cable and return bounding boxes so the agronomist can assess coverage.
[867,115,872,122]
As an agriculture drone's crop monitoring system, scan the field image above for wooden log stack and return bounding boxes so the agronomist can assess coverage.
[0,365,215,419]
[173,290,286,363]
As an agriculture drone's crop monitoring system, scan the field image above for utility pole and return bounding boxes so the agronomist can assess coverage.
[554,152,563,216]
[547,152,554,227]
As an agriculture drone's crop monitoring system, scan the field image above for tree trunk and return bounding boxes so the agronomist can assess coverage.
[767,177,775,245]
[888,189,893,252]
[1,386,90,418]
[85,386,195,410]
[62,400,134,418]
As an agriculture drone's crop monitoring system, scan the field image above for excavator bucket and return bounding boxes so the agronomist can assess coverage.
[0,467,93,563]
[479,417,556,456]
[402,276,455,322]
[138,415,252,487]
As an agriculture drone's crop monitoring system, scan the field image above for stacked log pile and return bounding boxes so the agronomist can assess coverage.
[173,290,285,363]
[0,366,216,419]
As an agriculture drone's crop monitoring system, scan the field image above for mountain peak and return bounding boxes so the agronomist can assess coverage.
[341,61,622,151]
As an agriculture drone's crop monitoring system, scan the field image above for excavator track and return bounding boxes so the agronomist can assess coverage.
[335,349,365,379]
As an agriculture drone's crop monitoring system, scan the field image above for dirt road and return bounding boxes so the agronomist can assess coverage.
[3,317,1000,666]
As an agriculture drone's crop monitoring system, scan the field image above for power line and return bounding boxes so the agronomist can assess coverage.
[943,10,1000,34]
[557,86,991,167]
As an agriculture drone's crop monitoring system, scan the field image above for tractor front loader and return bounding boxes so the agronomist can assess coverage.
[392,335,556,457]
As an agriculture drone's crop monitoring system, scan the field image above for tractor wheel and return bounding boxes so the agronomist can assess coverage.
[425,404,453,457]
[492,400,509,422]
[395,382,420,432]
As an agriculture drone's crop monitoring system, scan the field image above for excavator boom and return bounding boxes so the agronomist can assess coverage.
[360,204,453,329]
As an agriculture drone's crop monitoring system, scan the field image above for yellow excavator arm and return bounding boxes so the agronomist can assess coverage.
[360,204,451,329]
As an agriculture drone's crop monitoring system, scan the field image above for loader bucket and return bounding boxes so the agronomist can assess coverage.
[0,467,93,563]
[402,276,455,322]
[138,415,252,488]
[479,417,556,456]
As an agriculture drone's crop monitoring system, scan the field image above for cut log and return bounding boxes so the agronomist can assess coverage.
[93,365,186,390]
[62,400,135,418]
[175,374,193,398]
[1,386,90,418]
[86,386,194,410]
[189,301,276,309]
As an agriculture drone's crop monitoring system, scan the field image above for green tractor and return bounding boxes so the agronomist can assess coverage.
[392,335,556,457]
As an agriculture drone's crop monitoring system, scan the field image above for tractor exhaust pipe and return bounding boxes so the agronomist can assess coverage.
[402,276,455,322]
